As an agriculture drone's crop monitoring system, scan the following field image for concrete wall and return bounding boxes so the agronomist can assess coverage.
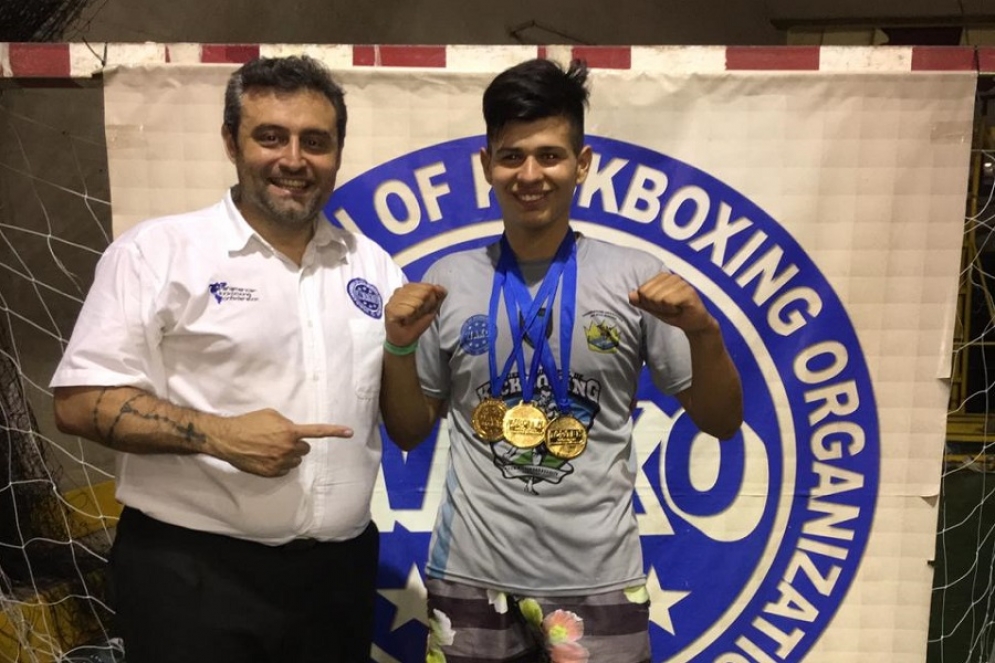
[66,0,783,46]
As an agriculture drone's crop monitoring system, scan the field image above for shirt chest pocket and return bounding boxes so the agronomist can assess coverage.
[349,319,384,399]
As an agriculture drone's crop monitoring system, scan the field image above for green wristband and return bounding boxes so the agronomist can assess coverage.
[384,339,419,356]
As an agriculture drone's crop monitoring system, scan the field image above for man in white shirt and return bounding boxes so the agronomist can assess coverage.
[51,55,405,663]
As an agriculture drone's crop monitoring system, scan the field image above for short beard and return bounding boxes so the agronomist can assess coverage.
[236,184,321,229]
[259,194,320,229]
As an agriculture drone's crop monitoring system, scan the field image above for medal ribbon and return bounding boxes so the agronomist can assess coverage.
[531,235,577,416]
[500,231,576,407]
[486,233,573,402]
[486,247,516,400]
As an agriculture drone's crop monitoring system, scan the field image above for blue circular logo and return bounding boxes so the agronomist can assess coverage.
[347,277,383,319]
[327,135,880,662]
[459,314,490,355]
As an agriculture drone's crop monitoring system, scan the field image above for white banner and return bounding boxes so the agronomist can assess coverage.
[103,54,975,662]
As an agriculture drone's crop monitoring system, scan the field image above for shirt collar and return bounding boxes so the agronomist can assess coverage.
[312,213,349,251]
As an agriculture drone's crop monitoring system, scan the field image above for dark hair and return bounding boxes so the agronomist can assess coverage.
[482,58,589,153]
[223,55,347,147]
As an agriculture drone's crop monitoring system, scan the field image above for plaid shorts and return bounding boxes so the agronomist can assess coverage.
[425,578,652,663]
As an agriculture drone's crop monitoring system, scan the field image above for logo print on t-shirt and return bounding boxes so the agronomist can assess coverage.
[459,314,490,356]
[583,311,621,354]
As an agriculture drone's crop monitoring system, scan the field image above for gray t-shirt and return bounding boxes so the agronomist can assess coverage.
[418,234,692,596]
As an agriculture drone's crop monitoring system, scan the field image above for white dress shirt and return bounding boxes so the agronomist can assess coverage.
[52,191,405,544]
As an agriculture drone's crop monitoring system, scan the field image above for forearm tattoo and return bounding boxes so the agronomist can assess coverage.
[95,388,206,447]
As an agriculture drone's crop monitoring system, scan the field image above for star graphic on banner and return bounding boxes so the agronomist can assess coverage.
[378,563,429,631]
[646,565,690,635]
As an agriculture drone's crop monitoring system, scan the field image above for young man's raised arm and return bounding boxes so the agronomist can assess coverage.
[630,272,743,440]
[673,321,743,440]
[379,282,447,451]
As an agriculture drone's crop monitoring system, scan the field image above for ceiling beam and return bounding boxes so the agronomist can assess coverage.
[772,14,995,30]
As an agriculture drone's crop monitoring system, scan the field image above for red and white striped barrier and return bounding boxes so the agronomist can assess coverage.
[0,43,989,79]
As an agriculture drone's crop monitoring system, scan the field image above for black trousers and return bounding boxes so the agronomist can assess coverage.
[110,507,379,663]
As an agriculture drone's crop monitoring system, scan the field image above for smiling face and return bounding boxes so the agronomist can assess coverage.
[481,115,591,258]
[223,87,341,236]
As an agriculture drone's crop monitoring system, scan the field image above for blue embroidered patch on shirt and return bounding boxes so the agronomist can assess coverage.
[348,278,383,319]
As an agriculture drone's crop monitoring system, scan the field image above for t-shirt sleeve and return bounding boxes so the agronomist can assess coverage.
[50,240,165,393]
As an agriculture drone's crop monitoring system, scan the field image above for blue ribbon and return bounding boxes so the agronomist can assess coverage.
[491,231,577,410]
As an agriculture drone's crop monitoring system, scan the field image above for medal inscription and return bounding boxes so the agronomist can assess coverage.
[545,415,588,459]
[502,402,548,449]
[471,398,508,442]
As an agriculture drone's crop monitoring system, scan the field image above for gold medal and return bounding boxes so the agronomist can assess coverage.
[544,415,588,459]
[471,398,508,442]
[502,402,548,449]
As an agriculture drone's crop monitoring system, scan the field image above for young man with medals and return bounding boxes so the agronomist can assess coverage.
[381,58,743,663]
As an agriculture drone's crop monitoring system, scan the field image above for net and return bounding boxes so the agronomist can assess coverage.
[928,77,995,663]
[0,82,119,662]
